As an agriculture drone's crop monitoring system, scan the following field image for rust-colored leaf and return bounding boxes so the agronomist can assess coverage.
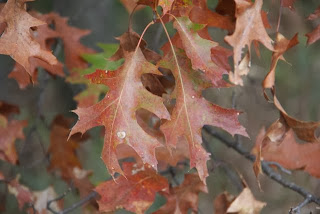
[155,173,208,214]
[0,116,27,164]
[263,33,298,92]
[274,96,320,142]
[225,0,274,85]
[70,48,170,177]
[173,17,229,87]
[95,162,168,214]
[306,6,320,45]
[213,192,234,214]
[0,0,57,75]
[253,125,320,178]
[189,3,234,32]
[159,51,248,182]
[48,115,88,180]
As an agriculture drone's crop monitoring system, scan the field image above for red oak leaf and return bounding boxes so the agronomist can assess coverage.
[48,115,88,180]
[159,51,248,182]
[225,0,274,85]
[155,173,208,213]
[95,162,168,214]
[0,0,57,75]
[173,17,229,87]
[70,48,170,177]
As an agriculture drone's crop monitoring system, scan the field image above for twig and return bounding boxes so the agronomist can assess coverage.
[289,195,312,214]
[203,127,320,211]
[58,191,98,214]
[47,184,73,214]
[266,161,292,175]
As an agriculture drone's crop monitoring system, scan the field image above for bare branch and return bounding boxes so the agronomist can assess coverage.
[265,161,292,175]
[289,195,312,214]
[203,127,320,212]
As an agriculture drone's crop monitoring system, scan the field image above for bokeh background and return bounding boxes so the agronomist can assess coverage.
[0,0,320,213]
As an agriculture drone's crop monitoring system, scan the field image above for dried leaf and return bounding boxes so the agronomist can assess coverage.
[0,0,57,75]
[48,115,88,180]
[95,162,168,214]
[263,33,298,92]
[226,187,266,214]
[225,0,274,85]
[254,126,320,178]
[159,0,174,15]
[70,48,170,177]
[33,186,61,214]
[155,173,208,214]
[213,192,234,214]
[0,118,27,164]
[274,96,320,142]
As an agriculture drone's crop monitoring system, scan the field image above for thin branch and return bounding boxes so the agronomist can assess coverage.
[203,127,320,210]
[266,161,292,175]
[289,195,312,214]
[58,191,98,214]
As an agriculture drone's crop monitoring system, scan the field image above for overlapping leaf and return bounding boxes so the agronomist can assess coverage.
[0,0,58,75]
[70,47,170,177]
[173,17,229,87]
[155,173,207,213]
[48,115,88,180]
[95,162,168,214]
[159,51,248,182]
[225,0,274,85]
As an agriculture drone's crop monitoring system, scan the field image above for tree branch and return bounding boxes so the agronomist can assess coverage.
[203,127,320,212]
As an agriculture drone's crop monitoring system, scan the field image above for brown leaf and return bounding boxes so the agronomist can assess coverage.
[48,115,88,180]
[213,192,234,214]
[120,0,145,13]
[274,96,320,142]
[226,187,266,214]
[189,4,234,32]
[263,33,298,92]
[110,28,161,63]
[155,173,208,214]
[0,0,57,75]
[254,126,320,178]
[95,162,168,214]
[70,48,170,178]
[0,118,27,164]
[225,0,274,85]
[282,0,295,11]
[306,6,320,45]
[159,0,174,15]
[159,51,248,182]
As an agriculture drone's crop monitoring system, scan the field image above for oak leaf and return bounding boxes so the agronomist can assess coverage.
[95,162,168,214]
[155,173,208,213]
[0,0,57,75]
[263,33,298,92]
[306,6,320,45]
[159,52,248,182]
[48,115,88,180]
[253,124,320,178]
[225,0,274,85]
[70,48,170,177]
[173,17,229,87]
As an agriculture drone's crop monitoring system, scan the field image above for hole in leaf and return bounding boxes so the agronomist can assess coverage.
[136,108,165,144]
